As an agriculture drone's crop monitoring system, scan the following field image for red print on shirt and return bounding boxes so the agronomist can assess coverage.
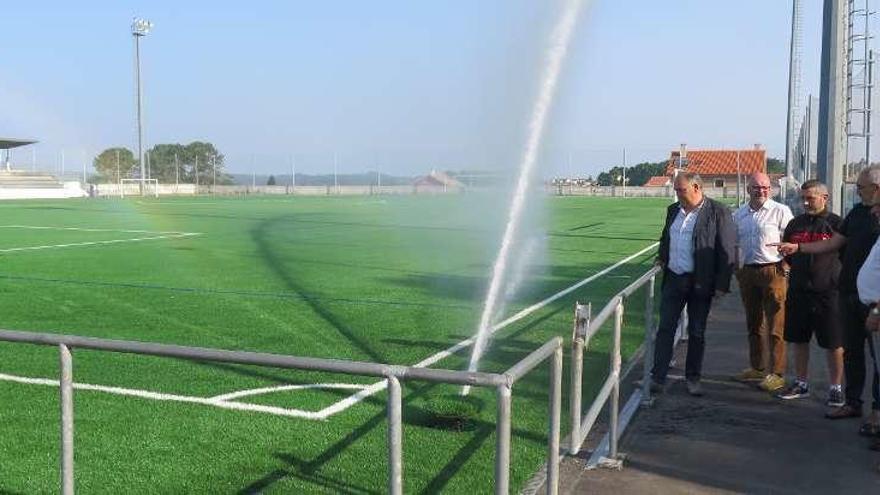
[789,232,833,244]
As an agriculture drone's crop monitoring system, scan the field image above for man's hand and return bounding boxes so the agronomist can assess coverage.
[767,242,798,256]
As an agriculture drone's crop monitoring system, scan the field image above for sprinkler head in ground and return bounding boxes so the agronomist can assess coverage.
[422,394,484,432]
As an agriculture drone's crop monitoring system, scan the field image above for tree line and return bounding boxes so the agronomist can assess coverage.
[594,157,785,186]
[92,142,233,184]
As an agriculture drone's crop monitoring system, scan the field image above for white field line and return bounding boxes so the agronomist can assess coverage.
[0,225,201,235]
[0,372,366,420]
[316,241,660,418]
[0,242,658,421]
[0,233,201,253]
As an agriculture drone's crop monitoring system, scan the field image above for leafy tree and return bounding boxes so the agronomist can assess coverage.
[145,141,233,184]
[596,160,667,186]
[93,148,137,183]
[267,175,276,185]
[767,157,785,175]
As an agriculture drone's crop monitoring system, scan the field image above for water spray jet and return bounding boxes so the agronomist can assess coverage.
[462,0,585,395]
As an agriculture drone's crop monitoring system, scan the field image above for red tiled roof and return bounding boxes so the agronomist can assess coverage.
[644,176,671,187]
[664,149,766,176]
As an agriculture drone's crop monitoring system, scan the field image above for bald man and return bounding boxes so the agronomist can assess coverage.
[732,172,793,393]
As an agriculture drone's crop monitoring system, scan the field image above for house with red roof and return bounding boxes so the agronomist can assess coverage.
[645,145,767,188]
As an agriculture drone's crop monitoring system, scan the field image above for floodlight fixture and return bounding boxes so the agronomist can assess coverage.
[132,18,153,37]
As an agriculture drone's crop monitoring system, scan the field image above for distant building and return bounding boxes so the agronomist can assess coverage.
[644,144,767,188]
[644,176,671,187]
[412,170,464,191]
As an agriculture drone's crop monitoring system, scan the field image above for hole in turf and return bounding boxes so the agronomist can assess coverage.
[409,394,484,432]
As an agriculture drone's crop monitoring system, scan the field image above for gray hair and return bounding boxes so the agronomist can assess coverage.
[801,179,828,195]
[859,164,880,185]
[675,172,703,188]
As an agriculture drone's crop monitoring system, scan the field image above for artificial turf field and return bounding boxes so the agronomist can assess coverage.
[0,194,669,494]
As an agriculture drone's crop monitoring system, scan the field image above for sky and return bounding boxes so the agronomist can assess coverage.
[0,1,846,178]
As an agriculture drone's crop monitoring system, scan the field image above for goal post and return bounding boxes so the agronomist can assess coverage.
[120,178,159,198]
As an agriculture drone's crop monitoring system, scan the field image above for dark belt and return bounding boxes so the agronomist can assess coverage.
[743,261,781,269]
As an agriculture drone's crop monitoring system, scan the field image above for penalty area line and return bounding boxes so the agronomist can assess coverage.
[0,224,201,235]
[0,372,367,420]
[0,233,202,254]
[317,241,660,418]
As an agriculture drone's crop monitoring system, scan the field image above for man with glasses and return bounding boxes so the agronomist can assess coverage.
[732,173,793,393]
[651,172,736,396]
[775,166,880,429]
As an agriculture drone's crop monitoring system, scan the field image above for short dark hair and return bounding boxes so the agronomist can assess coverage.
[801,179,828,194]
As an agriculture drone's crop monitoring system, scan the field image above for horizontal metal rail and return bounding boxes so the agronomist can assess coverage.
[0,329,564,494]
[0,329,505,387]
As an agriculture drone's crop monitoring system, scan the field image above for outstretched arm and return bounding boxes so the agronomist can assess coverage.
[769,232,847,256]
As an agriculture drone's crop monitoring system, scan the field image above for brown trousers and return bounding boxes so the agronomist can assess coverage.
[736,264,787,375]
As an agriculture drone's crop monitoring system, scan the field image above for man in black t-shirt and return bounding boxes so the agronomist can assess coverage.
[775,166,880,430]
[775,181,845,407]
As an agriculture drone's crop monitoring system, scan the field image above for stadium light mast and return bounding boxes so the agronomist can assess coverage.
[132,17,153,194]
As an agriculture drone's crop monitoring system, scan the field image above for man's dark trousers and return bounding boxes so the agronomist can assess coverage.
[842,293,880,411]
[652,270,714,384]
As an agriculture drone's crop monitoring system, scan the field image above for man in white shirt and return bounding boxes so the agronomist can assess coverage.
[732,173,794,392]
[652,172,736,397]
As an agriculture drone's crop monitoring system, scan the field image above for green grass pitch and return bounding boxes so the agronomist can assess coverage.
[0,194,668,493]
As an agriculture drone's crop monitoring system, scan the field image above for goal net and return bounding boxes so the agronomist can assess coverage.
[120,178,159,198]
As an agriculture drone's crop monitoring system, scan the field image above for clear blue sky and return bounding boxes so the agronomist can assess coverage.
[0,1,839,177]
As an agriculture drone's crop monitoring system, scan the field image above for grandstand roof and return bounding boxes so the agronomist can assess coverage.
[664,149,765,176]
[0,138,37,150]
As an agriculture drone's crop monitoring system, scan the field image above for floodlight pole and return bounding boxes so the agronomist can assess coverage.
[212,155,216,193]
[622,147,627,197]
[175,153,179,189]
[116,149,121,184]
[132,18,152,194]
[290,154,296,189]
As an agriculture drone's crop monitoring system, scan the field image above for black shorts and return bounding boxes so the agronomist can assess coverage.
[784,290,842,349]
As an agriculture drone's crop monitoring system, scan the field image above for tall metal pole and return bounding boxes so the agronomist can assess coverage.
[817,0,848,215]
[622,147,627,197]
[736,151,742,207]
[116,149,121,183]
[175,153,179,188]
[334,152,339,193]
[785,0,803,179]
[212,154,216,191]
[132,18,152,194]
[868,49,874,166]
[290,154,295,188]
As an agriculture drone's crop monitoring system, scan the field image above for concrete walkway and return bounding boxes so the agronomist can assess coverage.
[555,284,880,494]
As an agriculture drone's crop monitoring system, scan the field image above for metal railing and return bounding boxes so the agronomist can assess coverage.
[568,265,663,465]
[0,329,563,495]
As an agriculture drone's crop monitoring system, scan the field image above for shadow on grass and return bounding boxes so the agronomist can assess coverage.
[250,216,385,363]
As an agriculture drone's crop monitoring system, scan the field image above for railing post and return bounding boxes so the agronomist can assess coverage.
[547,345,562,495]
[386,376,403,495]
[609,301,623,460]
[59,343,74,495]
[642,275,656,406]
[495,384,512,495]
[569,302,590,455]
